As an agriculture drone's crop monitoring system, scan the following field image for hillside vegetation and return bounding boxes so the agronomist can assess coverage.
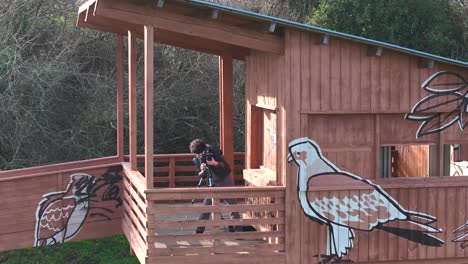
[0,0,466,170]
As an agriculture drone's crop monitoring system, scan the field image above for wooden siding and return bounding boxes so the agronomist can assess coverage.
[0,158,123,252]
[247,52,278,110]
[290,31,468,114]
[245,28,468,264]
[301,183,468,263]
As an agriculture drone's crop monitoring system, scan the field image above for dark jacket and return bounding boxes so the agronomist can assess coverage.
[192,144,231,181]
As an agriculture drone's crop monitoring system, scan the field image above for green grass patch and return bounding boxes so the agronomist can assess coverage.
[0,235,139,264]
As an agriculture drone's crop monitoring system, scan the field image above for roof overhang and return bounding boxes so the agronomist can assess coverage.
[77,0,286,60]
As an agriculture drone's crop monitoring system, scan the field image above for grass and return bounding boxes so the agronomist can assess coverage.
[0,235,140,264]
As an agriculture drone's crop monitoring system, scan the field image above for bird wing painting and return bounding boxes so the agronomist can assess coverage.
[288,137,444,262]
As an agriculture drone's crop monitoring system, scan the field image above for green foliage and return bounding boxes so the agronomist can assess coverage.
[0,1,119,169]
[0,235,139,264]
[311,0,468,60]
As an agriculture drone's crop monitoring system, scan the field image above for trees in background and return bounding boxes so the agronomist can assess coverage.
[0,0,117,169]
[0,0,466,170]
[311,0,468,61]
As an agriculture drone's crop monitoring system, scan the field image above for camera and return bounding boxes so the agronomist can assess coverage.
[205,152,214,161]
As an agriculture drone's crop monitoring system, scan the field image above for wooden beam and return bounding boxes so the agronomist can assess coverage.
[116,34,124,161]
[144,25,154,188]
[77,9,249,60]
[96,0,283,54]
[219,54,235,176]
[128,30,138,171]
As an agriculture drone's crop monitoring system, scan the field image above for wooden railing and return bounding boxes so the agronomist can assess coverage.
[127,152,245,188]
[145,186,286,264]
[0,157,123,252]
[122,162,149,264]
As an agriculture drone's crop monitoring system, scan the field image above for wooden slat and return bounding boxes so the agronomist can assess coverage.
[152,243,283,256]
[330,38,341,111]
[168,158,176,188]
[122,198,148,242]
[122,215,148,264]
[154,230,283,242]
[340,39,351,112]
[0,156,120,180]
[151,203,284,215]
[150,252,286,264]
[285,29,302,264]
[360,44,371,111]
[300,32,310,112]
[153,216,284,229]
[122,192,148,234]
[122,184,149,233]
[123,162,146,196]
[123,176,147,215]
[407,188,419,260]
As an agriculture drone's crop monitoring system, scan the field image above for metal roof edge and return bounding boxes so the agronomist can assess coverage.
[185,0,468,69]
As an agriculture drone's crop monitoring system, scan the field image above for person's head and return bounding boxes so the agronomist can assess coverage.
[189,139,206,158]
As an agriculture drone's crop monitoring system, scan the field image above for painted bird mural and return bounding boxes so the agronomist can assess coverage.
[288,137,444,262]
[34,173,95,247]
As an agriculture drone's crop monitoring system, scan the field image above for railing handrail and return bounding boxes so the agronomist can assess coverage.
[0,156,122,182]
[126,152,245,161]
[145,185,285,194]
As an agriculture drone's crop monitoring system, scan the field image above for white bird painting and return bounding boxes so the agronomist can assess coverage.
[288,137,444,263]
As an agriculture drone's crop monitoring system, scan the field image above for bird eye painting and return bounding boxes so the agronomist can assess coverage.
[288,137,444,263]
[34,167,122,247]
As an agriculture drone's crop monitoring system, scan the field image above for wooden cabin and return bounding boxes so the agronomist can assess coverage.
[1,0,468,263]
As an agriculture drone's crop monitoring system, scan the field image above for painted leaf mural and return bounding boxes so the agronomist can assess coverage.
[288,137,444,262]
[405,71,468,138]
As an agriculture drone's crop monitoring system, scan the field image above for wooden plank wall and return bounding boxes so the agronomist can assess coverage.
[295,31,468,114]
[300,183,468,263]
[247,28,468,263]
[0,158,123,252]
[287,29,468,264]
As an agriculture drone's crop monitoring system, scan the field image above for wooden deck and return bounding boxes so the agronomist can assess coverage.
[121,154,286,264]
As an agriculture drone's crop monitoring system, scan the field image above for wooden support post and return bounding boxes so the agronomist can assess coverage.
[116,34,124,161]
[128,30,137,171]
[144,25,154,189]
[219,54,234,177]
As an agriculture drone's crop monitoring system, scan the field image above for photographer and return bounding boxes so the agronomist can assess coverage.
[189,138,240,234]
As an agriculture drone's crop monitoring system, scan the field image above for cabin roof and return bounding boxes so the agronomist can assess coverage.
[77,0,468,68]
[186,0,467,68]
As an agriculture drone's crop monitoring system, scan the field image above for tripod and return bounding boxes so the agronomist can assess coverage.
[191,165,215,204]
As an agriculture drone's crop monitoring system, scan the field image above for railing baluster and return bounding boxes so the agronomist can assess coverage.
[169,158,175,188]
